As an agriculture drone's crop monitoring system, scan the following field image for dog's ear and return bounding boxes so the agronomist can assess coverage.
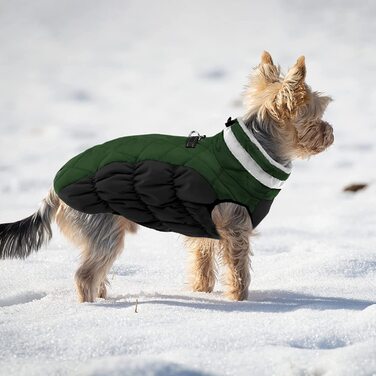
[243,51,281,118]
[314,93,332,114]
[256,51,280,85]
[260,51,274,65]
[270,56,308,121]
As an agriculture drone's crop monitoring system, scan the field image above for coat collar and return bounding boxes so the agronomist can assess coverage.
[222,117,291,190]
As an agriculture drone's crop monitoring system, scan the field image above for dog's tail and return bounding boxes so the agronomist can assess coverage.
[0,189,60,259]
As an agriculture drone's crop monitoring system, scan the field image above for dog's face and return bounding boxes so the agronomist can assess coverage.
[243,51,334,159]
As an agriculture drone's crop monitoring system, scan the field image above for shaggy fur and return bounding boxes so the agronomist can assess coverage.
[0,51,334,302]
[0,190,59,259]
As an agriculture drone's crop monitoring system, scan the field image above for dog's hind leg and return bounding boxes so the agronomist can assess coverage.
[74,244,121,303]
[98,279,109,299]
[212,203,252,301]
[75,215,137,302]
[186,237,216,293]
[56,207,138,302]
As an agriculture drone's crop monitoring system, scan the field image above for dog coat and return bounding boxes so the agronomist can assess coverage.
[54,118,291,239]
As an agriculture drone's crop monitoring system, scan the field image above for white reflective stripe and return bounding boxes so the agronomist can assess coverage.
[237,117,292,174]
[223,127,286,189]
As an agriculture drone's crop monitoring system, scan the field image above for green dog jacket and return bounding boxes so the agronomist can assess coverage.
[54,117,291,239]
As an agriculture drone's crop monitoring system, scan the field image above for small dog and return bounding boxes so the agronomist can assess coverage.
[0,52,334,302]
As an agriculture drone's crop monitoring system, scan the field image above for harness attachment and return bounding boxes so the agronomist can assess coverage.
[225,117,237,127]
[186,131,206,148]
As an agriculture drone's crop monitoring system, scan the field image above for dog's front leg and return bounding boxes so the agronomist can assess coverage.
[212,203,252,301]
[219,231,251,301]
[186,237,216,293]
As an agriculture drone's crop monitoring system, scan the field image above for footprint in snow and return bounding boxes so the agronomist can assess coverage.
[69,90,92,102]
[0,292,47,307]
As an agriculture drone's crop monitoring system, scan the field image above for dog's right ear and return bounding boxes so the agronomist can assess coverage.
[270,56,308,121]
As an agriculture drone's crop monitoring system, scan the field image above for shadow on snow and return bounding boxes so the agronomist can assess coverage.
[94,289,375,313]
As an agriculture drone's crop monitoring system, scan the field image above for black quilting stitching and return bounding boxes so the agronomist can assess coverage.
[108,138,230,205]
[169,167,213,234]
[90,175,113,212]
[207,137,251,195]
[147,140,250,201]
[194,153,236,197]
[63,140,251,208]
[91,163,162,224]
[151,141,192,164]
[59,134,259,203]
[67,165,97,175]
[135,139,252,200]
[60,131,275,229]
[56,150,96,187]
[98,137,249,209]
[109,144,139,161]
[130,164,165,227]
[132,140,184,164]
[61,160,220,237]
[98,137,216,191]
[112,138,177,162]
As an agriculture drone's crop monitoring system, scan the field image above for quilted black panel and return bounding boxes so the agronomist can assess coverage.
[58,160,220,239]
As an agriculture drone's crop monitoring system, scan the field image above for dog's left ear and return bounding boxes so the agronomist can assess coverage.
[243,51,282,119]
[256,51,280,85]
[271,56,308,121]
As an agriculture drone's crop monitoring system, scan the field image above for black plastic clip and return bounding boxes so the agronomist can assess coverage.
[186,131,206,148]
[225,117,236,127]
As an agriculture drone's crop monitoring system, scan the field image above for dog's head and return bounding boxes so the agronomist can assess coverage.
[243,51,334,159]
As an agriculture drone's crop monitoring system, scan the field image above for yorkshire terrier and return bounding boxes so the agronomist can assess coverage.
[0,52,334,302]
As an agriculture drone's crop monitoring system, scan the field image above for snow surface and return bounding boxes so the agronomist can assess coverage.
[1,1,376,375]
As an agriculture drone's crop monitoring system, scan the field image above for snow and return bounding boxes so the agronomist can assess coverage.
[1,0,376,375]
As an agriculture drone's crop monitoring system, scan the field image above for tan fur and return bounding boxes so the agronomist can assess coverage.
[186,52,333,301]
[212,203,252,300]
[56,204,137,302]
[42,51,333,303]
[187,203,252,300]
[244,51,334,161]
[186,237,216,293]
[55,204,86,250]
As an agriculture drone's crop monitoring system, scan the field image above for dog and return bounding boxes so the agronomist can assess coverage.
[0,52,334,302]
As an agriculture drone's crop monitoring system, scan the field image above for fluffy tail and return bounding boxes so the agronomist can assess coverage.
[0,189,60,259]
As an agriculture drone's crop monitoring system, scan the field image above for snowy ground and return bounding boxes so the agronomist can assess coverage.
[1,1,376,375]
